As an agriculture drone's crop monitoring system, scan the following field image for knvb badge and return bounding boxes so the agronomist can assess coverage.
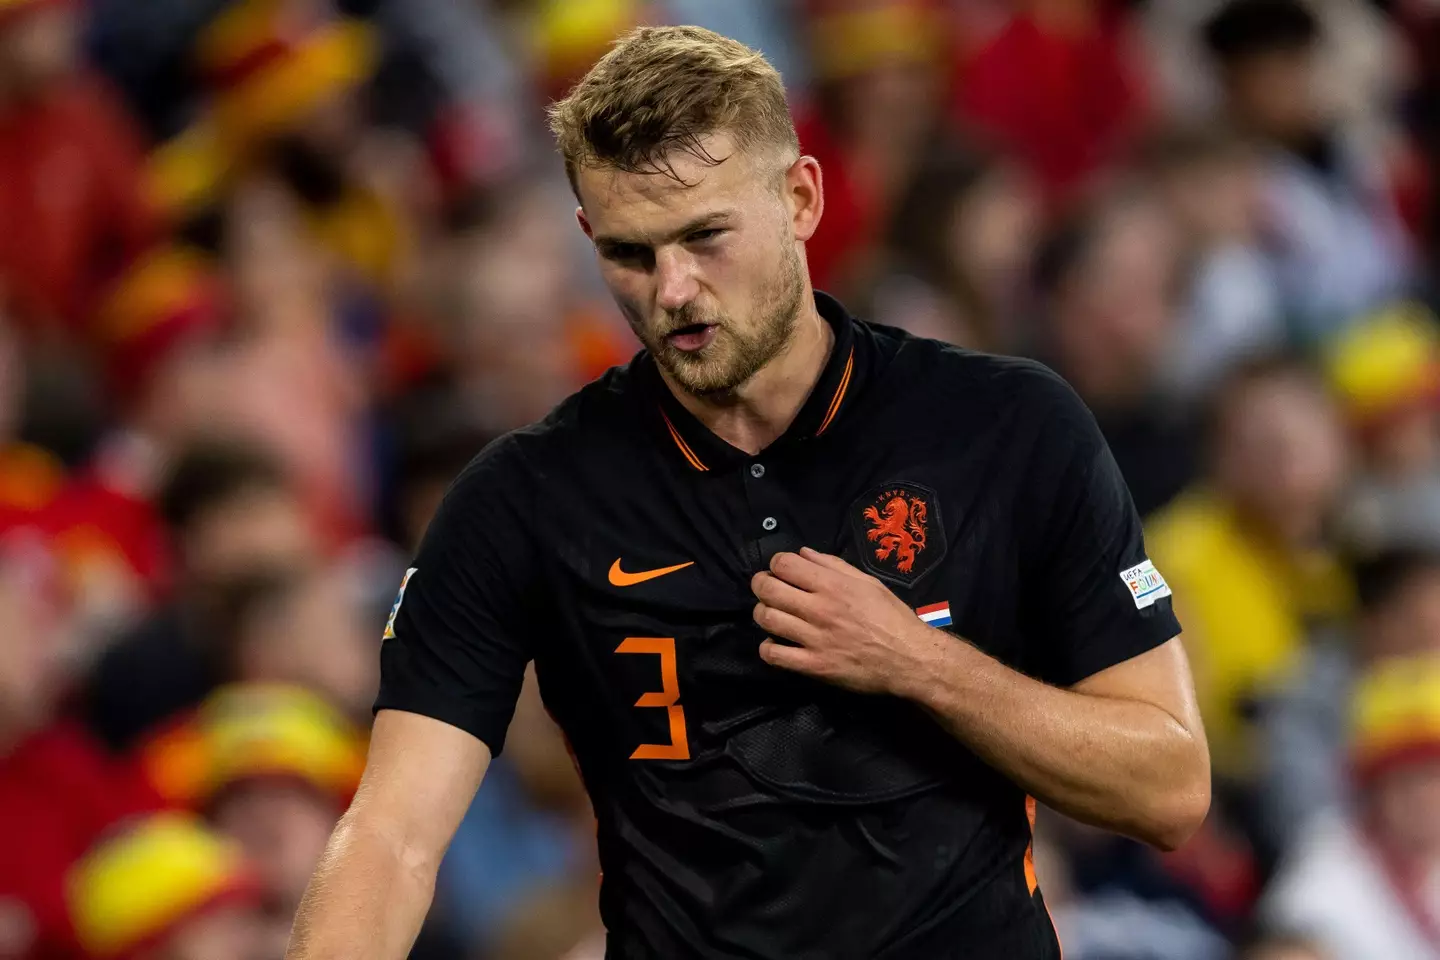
[1120,559,1171,610]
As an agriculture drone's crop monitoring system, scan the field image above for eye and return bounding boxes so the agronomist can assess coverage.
[603,243,649,264]
[687,229,724,244]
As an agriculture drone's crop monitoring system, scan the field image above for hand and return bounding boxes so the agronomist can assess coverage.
[752,547,944,696]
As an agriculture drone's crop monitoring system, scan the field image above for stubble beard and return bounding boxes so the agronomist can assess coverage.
[651,243,806,398]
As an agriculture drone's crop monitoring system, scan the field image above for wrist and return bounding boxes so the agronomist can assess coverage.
[888,622,957,703]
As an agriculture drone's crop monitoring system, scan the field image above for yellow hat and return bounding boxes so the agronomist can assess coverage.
[66,813,259,960]
[195,0,377,149]
[1352,656,1440,784]
[144,684,366,810]
[1325,302,1440,433]
[805,0,947,81]
[530,0,644,97]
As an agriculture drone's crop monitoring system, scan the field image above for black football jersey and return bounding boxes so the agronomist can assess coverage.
[375,293,1181,959]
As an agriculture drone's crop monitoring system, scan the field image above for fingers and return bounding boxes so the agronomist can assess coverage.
[753,600,821,647]
[751,570,820,618]
[798,546,868,578]
[765,551,833,591]
[758,637,820,675]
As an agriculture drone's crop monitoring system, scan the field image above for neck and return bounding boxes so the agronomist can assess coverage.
[662,292,832,456]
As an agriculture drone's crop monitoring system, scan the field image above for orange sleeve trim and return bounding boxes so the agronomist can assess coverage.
[660,411,708,472]
[816,347,855,436]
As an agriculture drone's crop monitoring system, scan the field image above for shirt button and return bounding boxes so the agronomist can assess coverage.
[762,517,778,531]
[750,463,766,479]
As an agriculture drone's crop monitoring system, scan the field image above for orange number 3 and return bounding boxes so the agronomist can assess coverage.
[616,637,690,760]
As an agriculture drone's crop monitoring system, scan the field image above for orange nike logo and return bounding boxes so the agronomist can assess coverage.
[608,558,694,587]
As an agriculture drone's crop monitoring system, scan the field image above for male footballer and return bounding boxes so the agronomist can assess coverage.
[287,25,1210,960]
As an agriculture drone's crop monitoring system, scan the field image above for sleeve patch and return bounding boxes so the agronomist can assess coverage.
[1120,559,1171,610]
[382,567,417,639]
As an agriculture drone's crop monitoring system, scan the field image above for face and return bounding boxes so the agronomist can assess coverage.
[211,781,336,916]
[245,570,377,717]
[577,133,819,397]
[1373,759,1440,863]
[183,488,315,593]
[0,6,77,96]
[1227,49,1322,142]
[1158,153,1263,245]
[154,904,264,960]
[947,165,1042,302]
[1245,945,1327,960]
[1365,566,1440,661]
[1214,374,1350,544]
[1368,409,1440,481]
[1051,199,1181,404]
[0,541,66,737]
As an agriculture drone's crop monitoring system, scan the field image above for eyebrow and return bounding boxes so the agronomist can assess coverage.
[593,211,734,250]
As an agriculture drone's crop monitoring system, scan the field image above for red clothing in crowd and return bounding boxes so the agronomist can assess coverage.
[0,77,159,337]
[0,443,172,604]
[953,7,1149,205]
[0,723,163,960]
[795,110,880,295]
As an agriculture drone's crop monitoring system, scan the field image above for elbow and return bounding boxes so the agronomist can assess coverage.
[1137,743,1212,852]
[1142,779,1212,852]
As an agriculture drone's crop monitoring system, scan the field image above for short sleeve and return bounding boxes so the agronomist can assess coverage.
[1020,372,1181,687]
[373,437,537,756]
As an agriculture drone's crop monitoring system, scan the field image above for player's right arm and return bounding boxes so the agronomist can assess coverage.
[287,437,539,959]
[284,710,490,960]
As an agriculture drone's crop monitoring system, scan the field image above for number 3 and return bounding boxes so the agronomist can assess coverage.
[616,637,690,760]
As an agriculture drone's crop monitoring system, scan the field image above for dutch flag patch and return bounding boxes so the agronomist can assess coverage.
[916,601,953,628]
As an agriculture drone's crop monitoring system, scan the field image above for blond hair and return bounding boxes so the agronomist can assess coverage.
[547,25,799,198]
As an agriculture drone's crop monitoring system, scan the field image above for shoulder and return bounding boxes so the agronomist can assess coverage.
[867,321,1085,416]
[441,356,646,507]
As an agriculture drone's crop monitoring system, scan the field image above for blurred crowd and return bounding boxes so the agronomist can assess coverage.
[3,0,1440,958]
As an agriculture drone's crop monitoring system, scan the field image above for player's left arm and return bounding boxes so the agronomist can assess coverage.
[753,551,1208,851]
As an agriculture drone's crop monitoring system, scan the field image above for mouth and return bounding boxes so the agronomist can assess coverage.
[664,322,718,353]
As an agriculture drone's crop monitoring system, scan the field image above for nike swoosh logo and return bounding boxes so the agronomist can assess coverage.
[608,558,694,587]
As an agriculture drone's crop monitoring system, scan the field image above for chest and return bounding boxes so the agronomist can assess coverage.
[526,427,1040,776]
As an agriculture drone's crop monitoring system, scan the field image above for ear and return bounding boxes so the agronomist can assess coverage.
[576,206,593,240]
[785,155,824,244]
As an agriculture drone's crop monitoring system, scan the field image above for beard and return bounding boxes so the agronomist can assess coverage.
[644,243,806,397]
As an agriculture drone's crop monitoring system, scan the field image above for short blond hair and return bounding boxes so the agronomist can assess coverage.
[547,25,799,198]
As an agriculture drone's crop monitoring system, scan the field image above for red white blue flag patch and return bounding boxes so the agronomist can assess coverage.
[916,601,952,627]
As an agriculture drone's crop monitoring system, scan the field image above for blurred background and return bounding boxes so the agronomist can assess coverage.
[2,0,1439,958]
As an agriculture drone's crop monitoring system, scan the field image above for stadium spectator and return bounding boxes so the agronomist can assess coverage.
[1259,543,1440,866]
[0,0,159,339]
[1262,656,1440,958]
[870,141,1043,352]
[1146,357,1353,786]
[1203,0,1413,341]
[0,535,162,960]
[438,668,597,952]
[1236,930,1330,960]
[85,440,316,751]
[1032,183,1199,517]
[953,0,1151,205]
[65,812,265,960]
[206,567,377,723]
[1138,125,1287,401]
[139,684,366,959]
[794,0,951,296]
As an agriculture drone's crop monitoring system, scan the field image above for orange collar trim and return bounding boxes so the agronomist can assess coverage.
[660,410,709,472]
[816,347,855,436]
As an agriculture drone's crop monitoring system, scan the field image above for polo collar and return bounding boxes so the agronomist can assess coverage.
[649,291,863,472]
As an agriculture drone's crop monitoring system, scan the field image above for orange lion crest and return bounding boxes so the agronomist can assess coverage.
[863,493,929,574]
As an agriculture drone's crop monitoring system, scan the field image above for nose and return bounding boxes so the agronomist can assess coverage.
[654,246,699,313]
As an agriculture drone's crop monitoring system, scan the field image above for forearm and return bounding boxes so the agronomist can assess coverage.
[899,633,1208,849]
[285,807,439,960]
